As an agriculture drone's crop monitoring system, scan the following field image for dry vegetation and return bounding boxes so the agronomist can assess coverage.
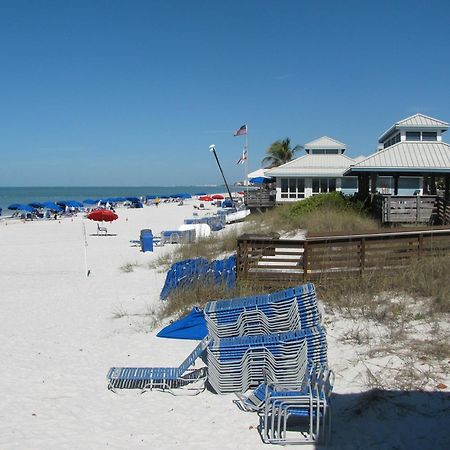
[151,193,450,389]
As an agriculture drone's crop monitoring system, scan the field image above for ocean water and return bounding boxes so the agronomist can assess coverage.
[0,186,239,211]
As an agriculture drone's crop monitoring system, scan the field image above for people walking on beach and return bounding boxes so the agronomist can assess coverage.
[155,197,159,207]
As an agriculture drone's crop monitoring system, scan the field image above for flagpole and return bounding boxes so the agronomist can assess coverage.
[245,124,249,197]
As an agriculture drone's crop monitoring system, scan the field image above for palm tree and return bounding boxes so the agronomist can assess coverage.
[262,138,302,168]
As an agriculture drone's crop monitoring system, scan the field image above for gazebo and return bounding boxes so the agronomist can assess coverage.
[344,114,450,223]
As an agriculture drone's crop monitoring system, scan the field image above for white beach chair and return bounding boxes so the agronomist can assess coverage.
[97,223,107,235]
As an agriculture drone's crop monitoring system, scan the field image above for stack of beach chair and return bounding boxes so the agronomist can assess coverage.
[203,283,325,394]
[204,282,332,444]
[160,255,236,300]
[204,283,320,338]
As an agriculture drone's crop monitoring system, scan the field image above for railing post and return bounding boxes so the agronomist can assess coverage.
[416,196,420,223]
[418,233,423,259]
[386,195,391,223]
[360,238,366,275]
[303,241,309,283]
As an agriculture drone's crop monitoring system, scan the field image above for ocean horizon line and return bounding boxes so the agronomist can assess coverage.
[0,184,224,188]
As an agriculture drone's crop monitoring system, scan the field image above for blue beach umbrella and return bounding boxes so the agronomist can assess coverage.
[195,192,207,196]
[29,202,44,208]
[66,200,84,208]
[83,199,97,205]
[42,201,63,211]
[147,195,157,199]
[249,176,274,184]
[126,197,141,203]
[9,204,35,212]
[178,193,192,199]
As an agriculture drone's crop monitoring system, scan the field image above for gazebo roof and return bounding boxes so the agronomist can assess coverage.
[267,153,357,177]
[304,136,346,150]
[378,113,449,142]
[344,141,450,175]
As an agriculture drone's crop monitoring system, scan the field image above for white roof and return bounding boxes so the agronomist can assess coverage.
[304,136,346,150]
[266,153,357,177]
[247,168,267,179]
[345,141,450,174]
[379,113,449,142]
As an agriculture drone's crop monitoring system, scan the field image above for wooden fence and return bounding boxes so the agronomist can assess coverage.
[436,196,450,224]
[236,228,450,284]
[372,195,438,224]
[244,190,276,209]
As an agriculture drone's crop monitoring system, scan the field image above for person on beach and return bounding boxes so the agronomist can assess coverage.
[155,197,159,207]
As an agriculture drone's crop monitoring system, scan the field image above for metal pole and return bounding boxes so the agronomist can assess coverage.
[209,144,234,204]
[245,125,249,196]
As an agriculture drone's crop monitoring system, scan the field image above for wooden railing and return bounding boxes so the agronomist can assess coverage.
[244,190,276,208]
[372,195,438,224]
[436,197,450,224]
[237,228,450,284]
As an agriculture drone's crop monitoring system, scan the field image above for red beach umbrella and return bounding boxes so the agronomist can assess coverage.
[212,194,224,200]
[87,209,118,222]
[199,195,213,202]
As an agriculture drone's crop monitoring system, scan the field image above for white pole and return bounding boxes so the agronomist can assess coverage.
[245,124,249,197]
[82,222,90,277]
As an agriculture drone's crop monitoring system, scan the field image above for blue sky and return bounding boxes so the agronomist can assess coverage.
[0,0,449,186]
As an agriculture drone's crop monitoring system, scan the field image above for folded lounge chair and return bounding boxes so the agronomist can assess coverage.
[107,336,210,395]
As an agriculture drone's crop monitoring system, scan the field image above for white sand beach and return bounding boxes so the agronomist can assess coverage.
[0,201,449,449]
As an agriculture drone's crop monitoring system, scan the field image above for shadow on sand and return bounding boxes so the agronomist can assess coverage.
[242,389,450,449]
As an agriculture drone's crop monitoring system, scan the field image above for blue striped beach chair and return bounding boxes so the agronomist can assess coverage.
[107,336,210,395]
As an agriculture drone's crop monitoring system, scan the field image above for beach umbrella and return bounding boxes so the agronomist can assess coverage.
[249,176,274,184]
[42,201,63,211]
[9,204,35,212]
[126,197,141,203]
[67,200,84,208]
[83,199,97,205]
[29,202,44,208]
[199,195,213,202]
[147,195,157,199]
[212,194,224,200]
[178,193,192,199]
[195,192,207,196]
[87,209,118,222]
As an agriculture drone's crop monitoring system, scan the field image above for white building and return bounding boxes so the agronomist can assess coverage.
[266,136,361,202]
[345,113,450,195]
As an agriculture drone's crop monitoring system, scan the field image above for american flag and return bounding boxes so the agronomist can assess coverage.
[234,124,247,136]
[236,146,248,165]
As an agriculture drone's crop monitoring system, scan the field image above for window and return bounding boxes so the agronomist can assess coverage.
[312,178,337,194]
[312,179,320,193]
[310,149,340,155]
[422,132,437,141]
[406,131,421,141]
[328,178,336,192]
[280,178,305,199]
[281,178,288,198]
[289,178,297,198]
